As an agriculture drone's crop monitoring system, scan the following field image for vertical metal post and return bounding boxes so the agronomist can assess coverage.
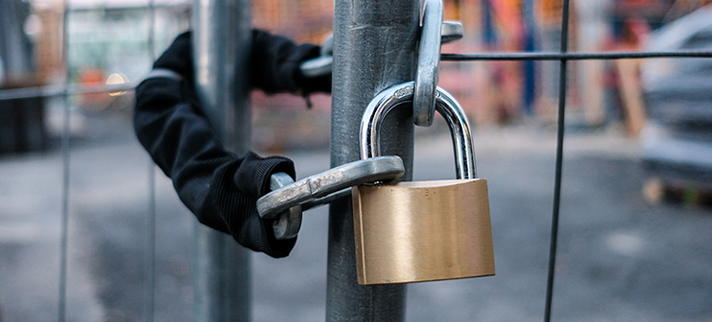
[544,1,571,321]
[192,0,252,321]
[58,1,70,321]
[328,0,419,321]
[0,0,35,75]
[523,0,536,115]
[145,1,157,321]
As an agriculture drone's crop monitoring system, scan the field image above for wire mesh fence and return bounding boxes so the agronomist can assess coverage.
[1,0,711,321]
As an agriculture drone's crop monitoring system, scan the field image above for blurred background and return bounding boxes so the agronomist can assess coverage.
[1,0,711,321]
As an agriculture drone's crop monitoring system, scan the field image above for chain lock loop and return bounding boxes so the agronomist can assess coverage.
[257,156,405,222]
[414,0,465,127]
[413,0,444,127]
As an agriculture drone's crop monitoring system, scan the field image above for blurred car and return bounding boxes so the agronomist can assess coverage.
[639,5,712,199]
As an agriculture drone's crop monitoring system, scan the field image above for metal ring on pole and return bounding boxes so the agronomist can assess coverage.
[413,0,444,127]
[441,21,464,44]
[361,81,476,179]
[300,34,334,78]
[257,156,405,220]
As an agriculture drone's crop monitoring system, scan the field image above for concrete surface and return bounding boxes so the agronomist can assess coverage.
[1,112,711,322]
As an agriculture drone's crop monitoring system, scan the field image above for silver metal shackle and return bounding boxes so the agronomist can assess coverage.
[360,81,477,179]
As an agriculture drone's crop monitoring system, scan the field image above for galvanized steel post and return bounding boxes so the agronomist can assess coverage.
[328,0,420,321]
[192,0,252,321]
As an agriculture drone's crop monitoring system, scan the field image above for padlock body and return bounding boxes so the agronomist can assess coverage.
[352,179,494,285]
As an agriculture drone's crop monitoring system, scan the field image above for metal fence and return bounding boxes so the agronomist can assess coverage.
[1,0,711,321]
[0,1,168,321]
[439,2,712,320]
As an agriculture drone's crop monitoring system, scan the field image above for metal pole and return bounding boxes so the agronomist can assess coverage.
[328,0,419,321]
[192,0,252,321]
[145,1,157,321]
[544,0,571,320]
[58,1,71,321]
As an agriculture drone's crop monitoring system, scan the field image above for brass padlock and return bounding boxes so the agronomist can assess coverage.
[352,82,495,285]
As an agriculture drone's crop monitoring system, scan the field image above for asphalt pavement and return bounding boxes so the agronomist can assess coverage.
[1,112,711,322]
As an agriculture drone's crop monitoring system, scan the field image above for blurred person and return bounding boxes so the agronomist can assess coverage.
[134,30,330,258]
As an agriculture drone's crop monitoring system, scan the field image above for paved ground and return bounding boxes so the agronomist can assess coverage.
[1,111,711,322]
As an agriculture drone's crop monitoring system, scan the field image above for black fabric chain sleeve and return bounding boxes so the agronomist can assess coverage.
[132,29,330,258]
[152,31,194,83]
[250,29,323,93]
[134,77,297,257]
[214,153,297,258]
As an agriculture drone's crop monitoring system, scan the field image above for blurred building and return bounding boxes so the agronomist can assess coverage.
[8,0,712,152]
[0,0,36,78]
[0,0,46,154]
[471,0,712,129]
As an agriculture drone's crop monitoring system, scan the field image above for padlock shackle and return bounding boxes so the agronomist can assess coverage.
[360,81,476,179]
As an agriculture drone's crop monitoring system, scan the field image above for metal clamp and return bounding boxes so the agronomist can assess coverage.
[300,23,461,81]
[414,0,444,127]
[300,34,334,78]
[441,21,464,44]
[257,156,405,220]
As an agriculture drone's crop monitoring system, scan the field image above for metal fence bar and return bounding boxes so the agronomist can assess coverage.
[145,1,157,321]
[3,50,711,102]
[544,1,571,321]
[0,83,135,101]
[58,87,70,322]
[0,48,708,100]
[58,0,70,320]
[146,157,156,322]
[58,74,70,322]
[442,50,712,61]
